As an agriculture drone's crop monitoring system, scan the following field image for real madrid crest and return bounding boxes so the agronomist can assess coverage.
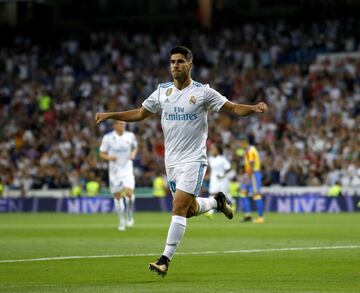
[189,96,196,105]
[166,88,173,96]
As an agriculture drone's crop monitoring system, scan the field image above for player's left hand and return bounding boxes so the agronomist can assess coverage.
[254,102,268,113]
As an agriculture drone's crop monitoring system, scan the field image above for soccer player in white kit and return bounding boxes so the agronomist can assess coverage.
[207,144,234,217]
[99,121,138,231]
[96,46,268,276]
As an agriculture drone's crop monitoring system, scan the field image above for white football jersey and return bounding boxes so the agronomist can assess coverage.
[99,130,137,179]
[208,154,232,194]
[142,81,228,167]
[208,155,231,182]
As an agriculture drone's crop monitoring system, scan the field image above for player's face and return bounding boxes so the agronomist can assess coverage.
[113,121,125,134]
[170,54,192,80]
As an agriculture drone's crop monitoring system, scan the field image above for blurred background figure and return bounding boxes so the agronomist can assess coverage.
[238,135,265,224]
[327,181,342,197]
[85,171,100,197]
[207,143,234,218]
[152,168,169,212]
[99,121,138,231]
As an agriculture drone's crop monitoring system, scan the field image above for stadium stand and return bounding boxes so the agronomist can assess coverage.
[0,19,359,196]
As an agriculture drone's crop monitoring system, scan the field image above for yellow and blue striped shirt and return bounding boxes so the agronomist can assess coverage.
[244,146,261,174]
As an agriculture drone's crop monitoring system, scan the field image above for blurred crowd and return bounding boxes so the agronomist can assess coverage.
[0,19,359,194]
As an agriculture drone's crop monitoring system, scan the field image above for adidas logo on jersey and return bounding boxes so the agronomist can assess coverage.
[164,98,170,103]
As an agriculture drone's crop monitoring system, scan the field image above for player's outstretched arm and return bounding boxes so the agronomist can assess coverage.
[221,101,268,116]
[95,107,153,125]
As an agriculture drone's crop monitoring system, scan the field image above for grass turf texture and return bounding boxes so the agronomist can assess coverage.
[0,213,359,293]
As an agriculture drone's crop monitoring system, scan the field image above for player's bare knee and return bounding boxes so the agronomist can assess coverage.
[172,199,189,216]
[185,200,198,218]
[172,204,188,217]
[172,190,194,217]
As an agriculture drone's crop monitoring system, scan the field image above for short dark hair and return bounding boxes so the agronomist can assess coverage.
[170,46,193,62]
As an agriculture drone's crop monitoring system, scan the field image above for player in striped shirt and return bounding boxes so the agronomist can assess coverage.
[239,136,265,224]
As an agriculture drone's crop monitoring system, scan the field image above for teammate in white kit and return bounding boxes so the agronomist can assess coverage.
[99,121,138,231]
[207,144,234,217]
[95,46,268,276]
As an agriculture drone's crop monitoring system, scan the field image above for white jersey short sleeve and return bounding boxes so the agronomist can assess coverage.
[142,85,163,113]
[142,81,228,167]
[99,130,137,181]
[204,87,228,112]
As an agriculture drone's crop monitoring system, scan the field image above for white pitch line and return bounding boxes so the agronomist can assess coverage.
[0,245,359,264]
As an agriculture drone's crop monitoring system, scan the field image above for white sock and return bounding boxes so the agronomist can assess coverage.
[114,198,125,227]
[126,194,135,221]
[162,215,187,261]
[206,195,216,215]
[195,197,217,215]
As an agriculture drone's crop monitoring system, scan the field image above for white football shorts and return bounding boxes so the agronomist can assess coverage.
[166,162,207,197]
[109,174,135,194]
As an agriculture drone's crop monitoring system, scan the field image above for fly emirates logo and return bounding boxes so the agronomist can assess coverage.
[164,106,198,121]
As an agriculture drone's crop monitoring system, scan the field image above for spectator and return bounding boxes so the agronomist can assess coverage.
[0,20,359,191]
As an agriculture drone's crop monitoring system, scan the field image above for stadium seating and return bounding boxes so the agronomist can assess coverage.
[0,19,359,194]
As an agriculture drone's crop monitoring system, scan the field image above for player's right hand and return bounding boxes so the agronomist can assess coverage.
[254,102,268,113]
[95,113,108,125]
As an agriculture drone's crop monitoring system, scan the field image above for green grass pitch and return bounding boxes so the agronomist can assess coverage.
[0,212,359,292]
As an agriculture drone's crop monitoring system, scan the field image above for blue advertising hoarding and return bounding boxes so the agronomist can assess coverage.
[0,195,359,213]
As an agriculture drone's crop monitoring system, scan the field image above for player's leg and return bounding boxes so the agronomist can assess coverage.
[111,179,126,231]
[164,189,194,257]
[149,163,199,276]
[149,189,193,276]
[150,188,232,275]
[149,165,179,276]
[149,163,212,276]
[113,191,126,231]
[123,187,135,227]
[149,162,233,276]
[187,191,233,219]
[122,174,135,227]
[240,180,252,222]
[252,172,265,224]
